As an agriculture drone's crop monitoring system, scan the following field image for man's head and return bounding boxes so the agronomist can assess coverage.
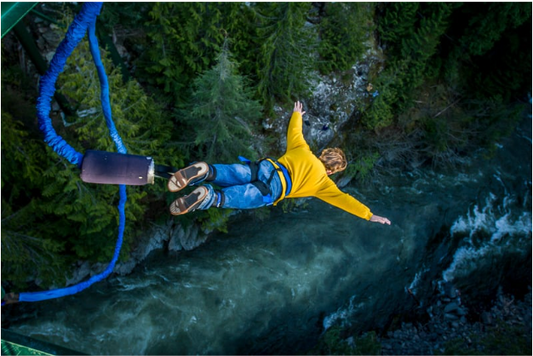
[319,148,347,175]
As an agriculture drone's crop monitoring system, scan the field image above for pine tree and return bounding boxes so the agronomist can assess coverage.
[458,2,531,57]
[399,3,453,101]
[255,2,317,111]
[181,39,262,163]
[140,3,253,107]
[378,2,419,55]
[217,3,259,79]
[448,3,532,102]
[368,2,531,166]
[1,111,66,288]
[366,3,454,128]
[318,3,374,73]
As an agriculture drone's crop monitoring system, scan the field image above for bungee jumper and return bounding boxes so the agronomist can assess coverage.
[168,101,391,225]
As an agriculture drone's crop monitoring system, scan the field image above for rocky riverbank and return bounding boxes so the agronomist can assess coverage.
[64,219,210,286]
[378,285,532,355]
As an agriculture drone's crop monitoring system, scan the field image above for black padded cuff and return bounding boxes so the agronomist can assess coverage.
[215,190,225,208]
[206,164,217,181]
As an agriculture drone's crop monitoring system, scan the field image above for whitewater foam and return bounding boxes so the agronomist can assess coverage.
[323,295,365,331]
[443,190,531,282]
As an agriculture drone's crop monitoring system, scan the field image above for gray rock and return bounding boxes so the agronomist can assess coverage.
[456,307,468,316]
[130,223,173,260]
[346,336,355,348]
[167,231,183,252]
[443,282,458,299]
[88,262,107,277]
[428,333,438,341]
[263,45,385,155]
[41,31,61,47]
[65,260,91,286]
[444,313,458,320]
[114,259,136,275]
[444,302,460,314]
[45,52,56,63]
[169,224,208,251]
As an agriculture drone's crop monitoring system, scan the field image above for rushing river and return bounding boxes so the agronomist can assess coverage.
[6,116,531,354]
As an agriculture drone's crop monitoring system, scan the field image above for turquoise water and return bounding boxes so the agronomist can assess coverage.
[6,117,531,354]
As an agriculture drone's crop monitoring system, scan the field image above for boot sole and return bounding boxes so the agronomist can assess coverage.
[170,186,209,216]
[168,162,209,193]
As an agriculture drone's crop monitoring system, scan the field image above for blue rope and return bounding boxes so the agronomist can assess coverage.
[35,3,103,166]
[18,2,127,303]
[87,19,127,154]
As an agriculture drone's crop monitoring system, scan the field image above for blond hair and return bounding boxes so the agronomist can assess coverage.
[319,148,347,174]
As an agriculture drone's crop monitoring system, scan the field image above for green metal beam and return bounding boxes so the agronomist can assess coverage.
[12,20,75,115]
[1,2,39,38]
[2,2,130,112]
[2,339,54,356]
[2,2,75,115]
[1,329,86,355]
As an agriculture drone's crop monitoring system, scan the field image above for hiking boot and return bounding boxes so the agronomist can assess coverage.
[168,162,210,193]
[169,186,209,216]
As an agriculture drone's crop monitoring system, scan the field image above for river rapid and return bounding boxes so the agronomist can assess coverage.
[6,116,531,354]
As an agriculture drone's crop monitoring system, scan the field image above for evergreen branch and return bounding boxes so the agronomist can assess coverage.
[434,98,461,118]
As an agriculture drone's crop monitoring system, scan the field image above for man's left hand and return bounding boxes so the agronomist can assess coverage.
[293,101,306,115]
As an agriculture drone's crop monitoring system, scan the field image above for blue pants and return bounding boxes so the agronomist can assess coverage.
[196,161,283,210]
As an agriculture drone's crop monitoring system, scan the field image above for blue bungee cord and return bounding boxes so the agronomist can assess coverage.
[4,2,127,304]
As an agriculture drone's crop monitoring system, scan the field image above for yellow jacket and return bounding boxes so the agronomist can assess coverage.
[276,112,373,220]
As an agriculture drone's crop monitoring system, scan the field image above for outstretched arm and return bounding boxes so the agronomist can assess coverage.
[286,101,308,151]
[370,215,391,225]
[317,180,391,225]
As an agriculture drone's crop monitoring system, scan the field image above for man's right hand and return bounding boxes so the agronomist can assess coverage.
[370,215,391,225]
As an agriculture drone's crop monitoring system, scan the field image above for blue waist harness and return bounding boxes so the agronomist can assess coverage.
[238,156,292,205]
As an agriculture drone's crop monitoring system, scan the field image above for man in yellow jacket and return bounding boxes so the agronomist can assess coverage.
[168,101,391,225]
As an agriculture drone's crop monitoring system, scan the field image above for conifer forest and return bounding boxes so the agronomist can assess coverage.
[1,1,531,312]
